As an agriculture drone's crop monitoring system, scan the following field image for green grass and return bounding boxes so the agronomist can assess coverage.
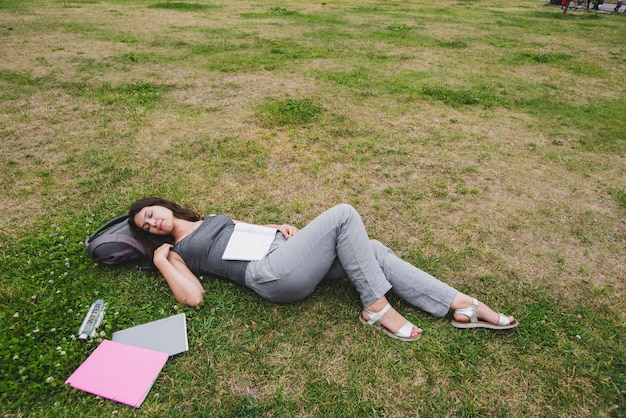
[148,2,216,11]
[256,98,324,127]
[1,0,625,416]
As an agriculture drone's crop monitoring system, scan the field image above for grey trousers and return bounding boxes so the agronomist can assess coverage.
[244,204,457,317]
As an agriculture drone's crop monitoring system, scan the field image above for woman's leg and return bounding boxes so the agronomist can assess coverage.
[245,204,514,332]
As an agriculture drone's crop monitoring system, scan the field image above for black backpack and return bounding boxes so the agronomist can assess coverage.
[85,215,148,265]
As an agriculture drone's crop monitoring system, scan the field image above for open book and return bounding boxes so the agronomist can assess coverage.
[222,222,277,261]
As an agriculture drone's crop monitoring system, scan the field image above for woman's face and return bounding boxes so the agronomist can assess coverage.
[133,205,174,235]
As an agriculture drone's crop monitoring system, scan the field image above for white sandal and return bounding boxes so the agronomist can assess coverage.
[451,298,518,330]
[360,303,421,342]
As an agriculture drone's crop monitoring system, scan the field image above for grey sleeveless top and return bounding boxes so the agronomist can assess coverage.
[172,215,250,286]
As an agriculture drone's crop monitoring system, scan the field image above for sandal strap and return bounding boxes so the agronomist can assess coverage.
[497,313,511,326]
[363,303,415,339]
[395,320,416,339]
[362,303,392,325]
[453,298,479,323]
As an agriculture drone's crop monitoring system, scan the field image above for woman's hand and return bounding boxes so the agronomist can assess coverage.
[153,243,173,265]
[244,221,299,240]
[279,224,299,240]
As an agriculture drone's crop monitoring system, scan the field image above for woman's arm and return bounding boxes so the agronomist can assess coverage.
[153,243,205,307]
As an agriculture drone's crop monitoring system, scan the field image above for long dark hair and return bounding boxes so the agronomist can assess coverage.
[128,197,202,265]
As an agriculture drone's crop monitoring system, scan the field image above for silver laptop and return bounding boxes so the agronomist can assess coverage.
[112,313,189,356]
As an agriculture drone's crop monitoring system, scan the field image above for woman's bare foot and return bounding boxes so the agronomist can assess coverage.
[450,293,518,330]
[362,297,422,339]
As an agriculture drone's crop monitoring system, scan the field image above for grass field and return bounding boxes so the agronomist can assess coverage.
[1,0,624,416]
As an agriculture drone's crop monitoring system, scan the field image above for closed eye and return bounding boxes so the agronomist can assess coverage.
[142,210,153,231]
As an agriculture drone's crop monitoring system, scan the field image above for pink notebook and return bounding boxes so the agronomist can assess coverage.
[65,339,169,408]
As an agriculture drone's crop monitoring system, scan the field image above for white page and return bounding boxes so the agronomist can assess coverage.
[222,222,277,261]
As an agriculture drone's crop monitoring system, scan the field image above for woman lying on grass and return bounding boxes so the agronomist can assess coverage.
[129,197,518,342]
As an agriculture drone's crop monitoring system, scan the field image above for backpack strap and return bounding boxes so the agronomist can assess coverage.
[85,215,128,244]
